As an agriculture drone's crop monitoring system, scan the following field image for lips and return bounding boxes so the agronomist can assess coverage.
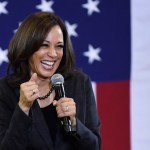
[41,60,55,70]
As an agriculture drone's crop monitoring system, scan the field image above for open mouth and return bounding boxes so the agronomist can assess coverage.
[41,60,55,70]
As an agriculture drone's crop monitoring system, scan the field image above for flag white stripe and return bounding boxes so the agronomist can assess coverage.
[92,81,97,104]
[131,0,150,150]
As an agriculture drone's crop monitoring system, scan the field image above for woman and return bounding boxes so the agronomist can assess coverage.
[0,12,101,150]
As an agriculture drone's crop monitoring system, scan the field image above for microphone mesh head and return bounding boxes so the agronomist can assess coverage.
[51,73,64,85]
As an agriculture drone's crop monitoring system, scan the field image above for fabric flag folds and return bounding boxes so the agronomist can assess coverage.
[0,0,150,150]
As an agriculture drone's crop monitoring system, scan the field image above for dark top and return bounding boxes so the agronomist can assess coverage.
[0,70,101,150]
[41,104,57,146]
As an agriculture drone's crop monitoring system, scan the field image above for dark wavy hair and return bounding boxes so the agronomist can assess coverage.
[7,12,75,87]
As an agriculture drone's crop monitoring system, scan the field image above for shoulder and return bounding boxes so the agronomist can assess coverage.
[0,76,8,88]
[68,69,90,81]
[65,69,92,88]
[0,76,15,94]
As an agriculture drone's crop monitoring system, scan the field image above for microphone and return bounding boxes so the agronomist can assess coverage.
[51,73,72,132]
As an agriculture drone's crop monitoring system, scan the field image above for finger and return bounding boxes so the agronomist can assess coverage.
[21,85,39,99]
[30,73,38,82]
[23,84,38,91]
[56,98,74,106]
[21,81,37,89]
[31,92,40,100]
[23,89,39,101]
[55,103,68,113]
[30,88,39,96]
[57,109,76,118]
[53,100,58,106]
[55,99,75,112]
[60,101,75,109]
[56,104,76,116]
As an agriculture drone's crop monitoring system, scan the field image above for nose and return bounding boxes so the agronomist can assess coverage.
[47,46,57,57]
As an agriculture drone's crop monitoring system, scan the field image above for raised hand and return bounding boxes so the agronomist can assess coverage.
[18,73,39,115]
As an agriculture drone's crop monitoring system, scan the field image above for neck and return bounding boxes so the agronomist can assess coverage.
[35,76,51,94]
[38,90,55,108]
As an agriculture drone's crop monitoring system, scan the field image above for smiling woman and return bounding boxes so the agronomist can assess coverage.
[29,25,64,79]
[0,12,101,150]
[7,12,75,87]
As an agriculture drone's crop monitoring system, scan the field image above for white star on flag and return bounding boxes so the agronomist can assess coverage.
[36,0,54,12]
[13,22,22,33]
[65,21,78,37]
[82,0,100,16]
[0,47,8,66]
[0,1,8,15]
[83,44,101,64]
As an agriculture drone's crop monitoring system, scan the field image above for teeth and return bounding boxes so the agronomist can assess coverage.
[41,60,54,66]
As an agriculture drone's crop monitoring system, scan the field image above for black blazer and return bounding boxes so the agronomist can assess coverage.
[0,71,101,150]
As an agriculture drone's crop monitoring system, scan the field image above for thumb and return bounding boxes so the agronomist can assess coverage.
[30,73,38,82]
[53,100,57,106]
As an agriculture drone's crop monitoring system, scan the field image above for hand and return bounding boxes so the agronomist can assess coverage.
[18,73,39,115]
[53,98,76,127]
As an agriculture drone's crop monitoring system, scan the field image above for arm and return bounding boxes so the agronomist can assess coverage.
[0,77,33,150]
[0,93,32,150]
[70,75,101,150]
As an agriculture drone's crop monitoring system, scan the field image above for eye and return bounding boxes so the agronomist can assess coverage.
[56,44,64,49]
[40,43,49,48]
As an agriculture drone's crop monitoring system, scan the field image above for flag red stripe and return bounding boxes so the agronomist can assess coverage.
[96,80,130,150]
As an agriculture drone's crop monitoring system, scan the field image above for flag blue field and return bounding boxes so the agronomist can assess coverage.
[0,0,150,150]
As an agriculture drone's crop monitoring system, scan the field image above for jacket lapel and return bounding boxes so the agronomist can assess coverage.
[31,101,54,150]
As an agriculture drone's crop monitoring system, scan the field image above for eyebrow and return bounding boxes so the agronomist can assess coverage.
[43,40,64,44]
[43,40,50,43]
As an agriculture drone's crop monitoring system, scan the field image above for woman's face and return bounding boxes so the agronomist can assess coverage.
[29,25,64,79]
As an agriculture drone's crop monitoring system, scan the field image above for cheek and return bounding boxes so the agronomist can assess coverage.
[58,50,63,59]
[30,52,42,63]
[29,54,39,69]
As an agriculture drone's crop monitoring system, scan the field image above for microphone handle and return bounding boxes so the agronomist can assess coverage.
[53,83,72,132]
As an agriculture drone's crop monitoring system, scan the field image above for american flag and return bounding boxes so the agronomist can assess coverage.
[0,0,150,150]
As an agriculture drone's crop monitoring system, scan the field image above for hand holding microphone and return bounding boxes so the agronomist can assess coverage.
[53,97,76,128]
[51,74,76,132]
